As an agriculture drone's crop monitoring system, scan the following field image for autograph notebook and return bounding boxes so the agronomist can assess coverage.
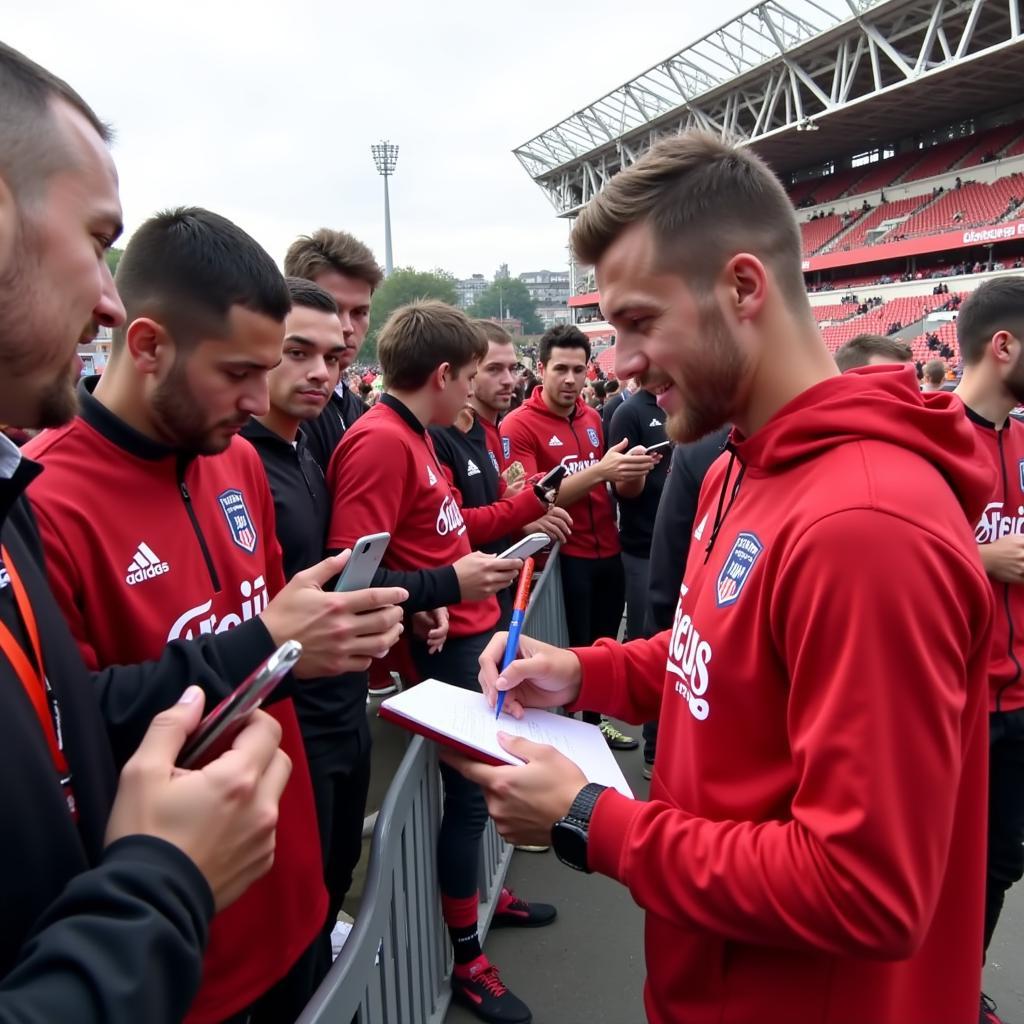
[379,678,634,798]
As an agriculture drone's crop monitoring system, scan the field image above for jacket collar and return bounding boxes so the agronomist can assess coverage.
[0,434,42,528]
[380,394,425,435]
[77,376,176,462]
[961,401,1009,431]
[240,417,301,451]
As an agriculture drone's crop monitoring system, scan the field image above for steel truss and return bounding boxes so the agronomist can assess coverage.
[515,0,1024,216]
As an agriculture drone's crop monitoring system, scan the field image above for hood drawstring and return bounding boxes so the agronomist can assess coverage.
[704,444,746,563]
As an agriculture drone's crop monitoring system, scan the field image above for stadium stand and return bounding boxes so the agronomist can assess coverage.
[811,302,860,323]
[847,151,923,194]
[799,214,846,255]
[902,135,990,184]
[807,165,871,205]
[788,118,1024,212]
[815,290,966,356]
[952,122,1024,168]
[906,321,960,364]
[829,195,925,252]
[897,174,1024,240]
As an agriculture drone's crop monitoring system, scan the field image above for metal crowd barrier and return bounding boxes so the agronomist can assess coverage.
[298,551,568,1024]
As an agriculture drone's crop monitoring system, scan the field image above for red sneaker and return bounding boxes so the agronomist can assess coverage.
[491,887,557,929]
[451,956,532,1023]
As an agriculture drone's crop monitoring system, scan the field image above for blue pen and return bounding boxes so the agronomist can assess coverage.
[495,557,535,719]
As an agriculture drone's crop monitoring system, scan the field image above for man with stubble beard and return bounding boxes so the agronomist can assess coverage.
[0,42,293,1024]
[954,277,1024,1024]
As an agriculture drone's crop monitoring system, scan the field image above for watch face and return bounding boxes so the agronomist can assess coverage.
[553,820,588,871]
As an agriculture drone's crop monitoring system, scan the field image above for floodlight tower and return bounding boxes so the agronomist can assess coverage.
[371,140,399,276]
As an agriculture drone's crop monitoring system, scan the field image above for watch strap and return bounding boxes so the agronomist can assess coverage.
[566,782,607,826]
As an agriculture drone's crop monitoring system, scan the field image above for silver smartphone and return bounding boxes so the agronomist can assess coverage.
[177,640,303,769]
[497,532,552,561]
[644,440,672,455]
[334,532,391,593]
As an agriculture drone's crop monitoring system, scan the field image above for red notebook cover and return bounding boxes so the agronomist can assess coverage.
[378,703,512,767]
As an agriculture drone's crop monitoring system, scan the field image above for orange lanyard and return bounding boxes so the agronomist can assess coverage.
[0,546,76,817]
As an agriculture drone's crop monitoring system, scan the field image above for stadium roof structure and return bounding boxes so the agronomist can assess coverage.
[515,0,1024,217]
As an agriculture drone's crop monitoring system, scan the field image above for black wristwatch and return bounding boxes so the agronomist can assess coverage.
[551,783,607,872]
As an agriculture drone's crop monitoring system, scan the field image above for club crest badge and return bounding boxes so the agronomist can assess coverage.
[716,532,763,608]
[587,427,600,447]
[218,488,257,554]
[1019,459,1024,493]
[488,450,499,472]
[502,437,511,461]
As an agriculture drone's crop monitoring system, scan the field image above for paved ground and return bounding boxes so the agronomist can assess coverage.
[445,719,648,1024]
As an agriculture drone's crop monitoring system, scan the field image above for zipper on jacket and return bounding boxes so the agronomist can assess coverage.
[995,429,1021,713]
[568,416,602,558]
[177,465,221,592]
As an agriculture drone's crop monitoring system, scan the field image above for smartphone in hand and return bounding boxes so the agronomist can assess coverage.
[177,640,303,769]
[334,533,391,593]
[497,532,552,561]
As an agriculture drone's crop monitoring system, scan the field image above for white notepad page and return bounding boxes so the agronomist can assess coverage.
[381,678,634,799]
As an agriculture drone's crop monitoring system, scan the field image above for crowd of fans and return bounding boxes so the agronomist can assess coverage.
[6,41,1024,1024]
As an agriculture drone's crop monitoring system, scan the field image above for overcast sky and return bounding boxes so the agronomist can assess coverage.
[7,1,749,280]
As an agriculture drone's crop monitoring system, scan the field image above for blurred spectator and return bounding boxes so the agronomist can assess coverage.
[922,359,947,391]
[834,334,913,372]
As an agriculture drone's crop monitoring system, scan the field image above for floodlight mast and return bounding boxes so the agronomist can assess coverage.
[371,141,399,276]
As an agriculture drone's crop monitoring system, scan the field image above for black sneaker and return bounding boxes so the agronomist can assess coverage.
[600,718,639,750]
[451,956,532,1023]
[980,992,1004,1024]
[491,887,557,929]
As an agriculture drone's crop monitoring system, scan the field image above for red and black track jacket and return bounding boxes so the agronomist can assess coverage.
[963,402,1024,712]
[500,389,619,559]
[23,385,325,1024]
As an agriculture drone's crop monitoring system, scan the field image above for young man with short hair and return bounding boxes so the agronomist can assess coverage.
[923,357,948,391]
[284,229,382,473]
[429,321,572,622]
[241,277,372,958]
[458,131,994,1024]
[0,43,291,1023]
[954,276,1024,1024]
[25,208,407,1024]
[328,301,555,1024]
[500,324,655,749]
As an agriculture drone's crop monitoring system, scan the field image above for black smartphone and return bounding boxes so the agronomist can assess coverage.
[176,640,303,768]
[538,464,568,491]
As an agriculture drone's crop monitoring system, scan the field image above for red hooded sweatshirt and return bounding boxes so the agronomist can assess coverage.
[500,388,619,559]
[569,366,994,1024]
[962,404,1024,712]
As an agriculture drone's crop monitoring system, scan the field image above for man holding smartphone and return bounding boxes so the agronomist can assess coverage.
[241,277,375,959]
[0,43,292,1024]
[429,320,572,623]
[24,209,408,1024]
[500,324,656,750]
[328,302,556,1024]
